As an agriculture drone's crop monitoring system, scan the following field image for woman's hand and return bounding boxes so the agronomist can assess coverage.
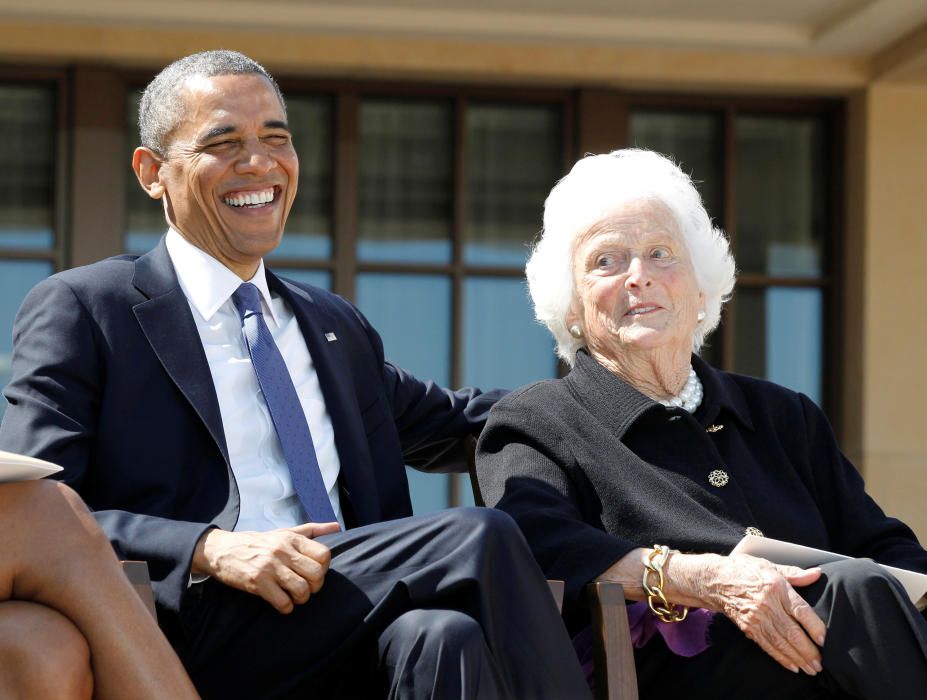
[671,552,827,676]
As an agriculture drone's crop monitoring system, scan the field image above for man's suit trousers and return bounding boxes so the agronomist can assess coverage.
[174,507,590,699]
[635,558,927,699]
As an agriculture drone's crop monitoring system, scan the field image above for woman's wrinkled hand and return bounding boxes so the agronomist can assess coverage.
[681,552,826,675]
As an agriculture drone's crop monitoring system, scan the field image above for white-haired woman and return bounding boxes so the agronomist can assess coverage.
[476,149,927,699]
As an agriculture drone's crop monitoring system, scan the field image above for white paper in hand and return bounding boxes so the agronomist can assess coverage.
[0,450,63,483]
[732,534,927,611]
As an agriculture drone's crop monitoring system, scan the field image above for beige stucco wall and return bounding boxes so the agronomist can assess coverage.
[857,83,927,542]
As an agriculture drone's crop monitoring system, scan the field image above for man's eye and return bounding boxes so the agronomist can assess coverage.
[205,140,236,151]
[264,134,290,145]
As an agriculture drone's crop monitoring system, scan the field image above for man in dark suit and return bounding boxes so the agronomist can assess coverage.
[0,50,588,699]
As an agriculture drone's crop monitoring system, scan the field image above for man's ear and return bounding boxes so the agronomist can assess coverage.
[132,147,166,200]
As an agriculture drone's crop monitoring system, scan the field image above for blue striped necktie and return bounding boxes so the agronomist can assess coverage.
[231,282,338,524]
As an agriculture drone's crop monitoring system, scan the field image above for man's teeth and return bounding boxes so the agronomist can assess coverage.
[224,189,275,207]
[628,306,658,315]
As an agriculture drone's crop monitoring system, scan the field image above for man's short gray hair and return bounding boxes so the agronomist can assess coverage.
[526,148,736,366]
[139,49,286,156]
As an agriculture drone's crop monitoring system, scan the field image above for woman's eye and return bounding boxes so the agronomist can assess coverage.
[595,254,615,268]
[651,247,671,260]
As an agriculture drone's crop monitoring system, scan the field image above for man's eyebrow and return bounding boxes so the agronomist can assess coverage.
[197,126,236,144]
[264,120,290,131]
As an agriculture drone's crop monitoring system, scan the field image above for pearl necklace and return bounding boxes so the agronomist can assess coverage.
[658,367,703,413]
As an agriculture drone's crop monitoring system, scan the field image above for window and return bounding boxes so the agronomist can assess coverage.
[0,81,60,418]
[628,100,838,409]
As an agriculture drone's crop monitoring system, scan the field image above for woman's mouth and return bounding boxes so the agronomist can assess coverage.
[626,305,660,316]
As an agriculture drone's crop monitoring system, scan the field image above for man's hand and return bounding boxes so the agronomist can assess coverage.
[192,522,340,613]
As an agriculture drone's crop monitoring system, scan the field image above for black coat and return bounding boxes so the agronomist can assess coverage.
[476,349,927,620]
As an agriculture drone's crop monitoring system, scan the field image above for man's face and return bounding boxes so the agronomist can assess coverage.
[147,73,298,278]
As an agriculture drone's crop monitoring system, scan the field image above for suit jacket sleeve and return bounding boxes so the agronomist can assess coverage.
[0,277,212,613]
[476,388,632,606]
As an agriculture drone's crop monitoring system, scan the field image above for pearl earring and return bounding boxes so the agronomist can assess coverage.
[696,310,706,323]
[569,324,583,339]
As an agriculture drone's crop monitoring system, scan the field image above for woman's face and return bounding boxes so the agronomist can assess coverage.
[569,199,704,361]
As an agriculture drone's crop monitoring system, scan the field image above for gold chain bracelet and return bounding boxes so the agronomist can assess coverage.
[642,544,688,623]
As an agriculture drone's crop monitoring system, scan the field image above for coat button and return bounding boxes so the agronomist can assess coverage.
[707,469,729,487]
[745,526,765,538]
[706,423,724,433]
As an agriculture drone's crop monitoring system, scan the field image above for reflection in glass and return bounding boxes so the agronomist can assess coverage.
[356,273,452,513]
[735,116,827,277]
[125,91,166,254]
[462,277,557,389]
[629,110,724,222]
[358,100,452,263]
[733,287,822,405]
[276,269,331,291]
[458,277,559,505]
[464,104,561,266]
[0,85,55,250]
[0,261,53,418]
[270,97,333,260]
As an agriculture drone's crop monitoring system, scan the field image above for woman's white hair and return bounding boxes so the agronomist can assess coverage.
[527,148,736,366]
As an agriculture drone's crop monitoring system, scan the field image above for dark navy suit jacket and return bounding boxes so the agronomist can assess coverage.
[0,239,496,617]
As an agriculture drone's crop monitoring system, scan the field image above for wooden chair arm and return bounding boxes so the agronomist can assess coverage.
[120,560,157,619]
[585,580,638,700]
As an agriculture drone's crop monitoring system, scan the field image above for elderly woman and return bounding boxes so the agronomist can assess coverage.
[476,149,927,699]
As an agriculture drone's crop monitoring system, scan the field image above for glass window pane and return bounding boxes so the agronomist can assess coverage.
[277,269,330,291]
[125,90,165,254]
[732,286,822,405]
[0,85,55,250]
[0,261,54,418]
[629,110,724,221]
[464,103,561,266]
[735,115,827,277]
[457,276,559,507]
[356,273,452,513]
[270,96,333,261]
[358,99,452,263]
[462,277,558,389]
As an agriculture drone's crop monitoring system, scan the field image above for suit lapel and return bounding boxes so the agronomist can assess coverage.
[269,273,382,525]
[131,240,230,468]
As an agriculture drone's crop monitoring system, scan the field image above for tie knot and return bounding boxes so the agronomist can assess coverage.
[232,283,263,321]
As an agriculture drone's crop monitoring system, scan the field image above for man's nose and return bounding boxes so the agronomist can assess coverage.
[236,142,276,175]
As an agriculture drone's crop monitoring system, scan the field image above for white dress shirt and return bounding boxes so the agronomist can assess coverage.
[165,229,344,532]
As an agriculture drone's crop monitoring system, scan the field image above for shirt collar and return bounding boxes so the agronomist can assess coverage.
[165,228,281,326]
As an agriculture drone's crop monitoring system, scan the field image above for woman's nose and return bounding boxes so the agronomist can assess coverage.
[624,256,652,288]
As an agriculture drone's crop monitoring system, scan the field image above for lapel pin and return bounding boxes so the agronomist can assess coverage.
[706,424,724,433]
[325,332,337,342]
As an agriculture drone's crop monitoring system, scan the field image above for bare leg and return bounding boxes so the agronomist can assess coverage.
[0,601,93,699]
[0,480,199,700]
